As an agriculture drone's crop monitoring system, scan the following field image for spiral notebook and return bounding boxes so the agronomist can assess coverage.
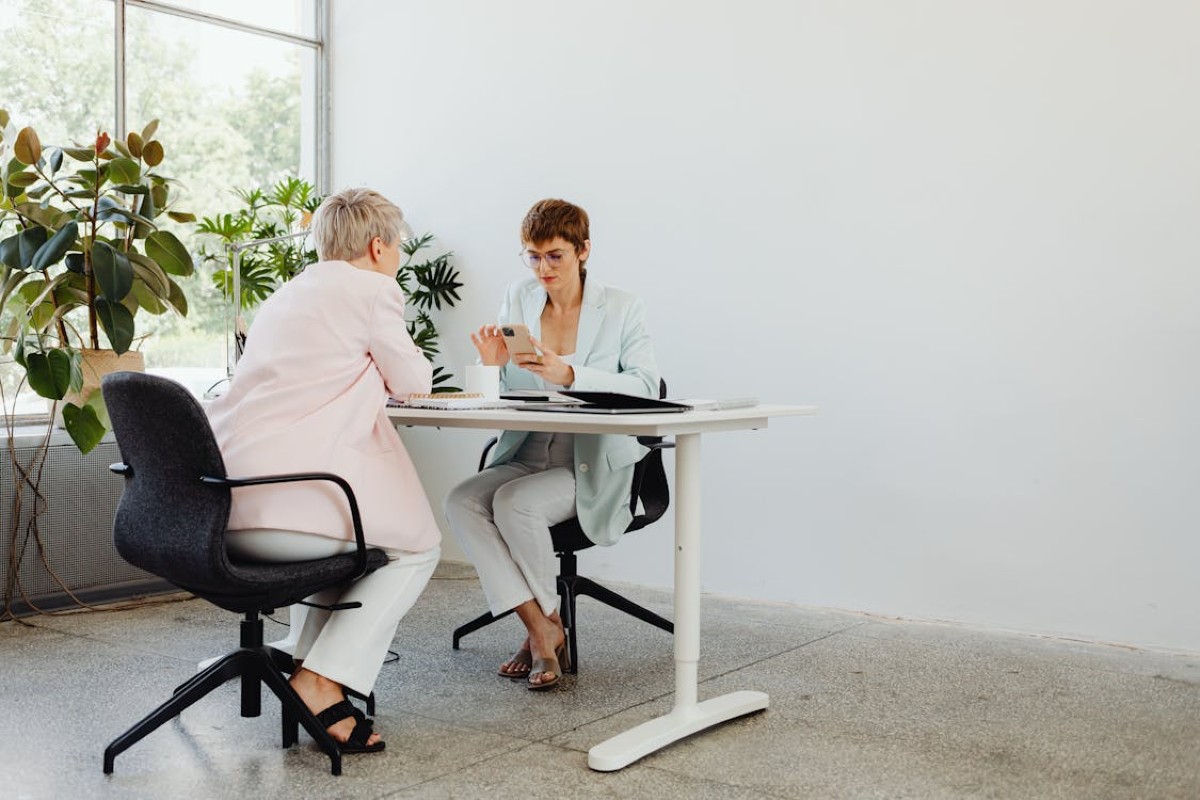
[392,393,518,410]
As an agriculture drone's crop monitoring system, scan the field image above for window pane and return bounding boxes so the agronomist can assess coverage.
[0,0,116,140]
[0,0,115,418]
[126,7,317,380]
[144,0,316,37]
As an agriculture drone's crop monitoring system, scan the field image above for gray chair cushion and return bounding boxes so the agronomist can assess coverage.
[102,372,388,613]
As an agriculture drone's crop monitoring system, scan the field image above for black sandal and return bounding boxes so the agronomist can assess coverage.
[315,699,386,754]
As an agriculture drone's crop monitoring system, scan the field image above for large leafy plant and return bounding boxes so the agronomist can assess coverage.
[199,177,465,392]
[0,112,195,451]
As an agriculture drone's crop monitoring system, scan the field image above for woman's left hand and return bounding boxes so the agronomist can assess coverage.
[516,336,575,387]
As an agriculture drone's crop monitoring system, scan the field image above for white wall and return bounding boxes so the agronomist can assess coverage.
[331,1,1200,651]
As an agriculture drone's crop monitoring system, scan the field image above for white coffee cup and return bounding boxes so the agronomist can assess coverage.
[465,364,500,399]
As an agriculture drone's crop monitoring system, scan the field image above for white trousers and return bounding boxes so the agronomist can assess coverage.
[226,529,439,696]
[444,432,577,618]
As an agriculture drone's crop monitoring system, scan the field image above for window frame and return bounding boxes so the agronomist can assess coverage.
[1,0,328,423]
[116,0,330,192]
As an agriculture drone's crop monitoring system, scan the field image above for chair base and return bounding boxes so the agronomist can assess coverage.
[451,567,673,675]
[104,613,344,776]
[189,628,374,714]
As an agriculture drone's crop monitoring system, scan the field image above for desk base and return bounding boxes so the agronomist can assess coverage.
[587,690,769,771]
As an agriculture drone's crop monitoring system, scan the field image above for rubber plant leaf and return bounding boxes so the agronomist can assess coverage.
[18,226,49,269]
[14,127,42,166]
[91,241,134,301]
[31,221,78,271]
[107,157,140,185]
[145,230,194,276]
[94,297,135,354]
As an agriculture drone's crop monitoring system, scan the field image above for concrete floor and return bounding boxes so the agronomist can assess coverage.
[2,561,1199,799]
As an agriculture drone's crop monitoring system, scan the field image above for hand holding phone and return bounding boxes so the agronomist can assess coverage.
[470,325,510,366]
[500,323,542,366]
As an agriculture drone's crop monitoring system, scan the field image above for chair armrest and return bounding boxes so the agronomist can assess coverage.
[478,436,499,472]
[199,471,370,580]
[636,437,675,451]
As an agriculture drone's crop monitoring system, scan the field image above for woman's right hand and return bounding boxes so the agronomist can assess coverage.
[470,324,510,367]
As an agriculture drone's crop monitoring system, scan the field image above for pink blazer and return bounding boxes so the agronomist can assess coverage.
[207,260,440,553]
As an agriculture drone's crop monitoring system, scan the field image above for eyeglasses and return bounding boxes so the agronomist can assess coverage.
[374,234,409,249]
[519,249,568,271]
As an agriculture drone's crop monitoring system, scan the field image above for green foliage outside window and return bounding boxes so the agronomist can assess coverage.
[1,0,314,388]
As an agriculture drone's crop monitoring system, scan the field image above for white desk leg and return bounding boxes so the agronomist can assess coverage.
[588,432,768,771]
[267,604,308,656]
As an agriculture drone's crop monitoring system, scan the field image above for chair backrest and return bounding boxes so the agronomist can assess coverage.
[101,372,235,594]
[625,378,670,532]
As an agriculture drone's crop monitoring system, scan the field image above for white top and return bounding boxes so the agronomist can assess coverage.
[537,353,576,391]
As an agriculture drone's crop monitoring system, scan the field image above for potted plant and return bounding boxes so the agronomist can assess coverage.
[395,231,466,392]
[198,177,465,391]
[0,111,196,452]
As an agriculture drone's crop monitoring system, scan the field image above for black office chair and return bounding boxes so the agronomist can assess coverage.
[452,379,675,674]
[100,372,389,776]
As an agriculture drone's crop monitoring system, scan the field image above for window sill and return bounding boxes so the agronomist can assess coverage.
[1,423,114,450]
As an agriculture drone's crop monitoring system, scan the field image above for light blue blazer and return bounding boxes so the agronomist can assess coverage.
[489,277,661,546]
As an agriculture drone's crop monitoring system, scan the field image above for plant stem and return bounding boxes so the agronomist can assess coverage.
[123,157,144,252]
[85,158,100,351]
[41,267,70,346]
[32,162,84,214]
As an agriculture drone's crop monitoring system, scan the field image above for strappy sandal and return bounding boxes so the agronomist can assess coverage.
[315,699,386,754]
[498,648,533,679]
[527,643,570,691]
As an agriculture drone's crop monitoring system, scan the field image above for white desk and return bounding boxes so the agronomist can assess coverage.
[387,403,817,770]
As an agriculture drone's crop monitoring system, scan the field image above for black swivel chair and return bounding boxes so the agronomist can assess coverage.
[100,372,389,776]
[452,379,675,673]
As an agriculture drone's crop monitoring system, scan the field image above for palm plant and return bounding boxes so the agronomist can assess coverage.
[199,176,319,308]
[398,233,464,392]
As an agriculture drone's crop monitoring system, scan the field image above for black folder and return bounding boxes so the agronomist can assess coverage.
[513,391,691,414]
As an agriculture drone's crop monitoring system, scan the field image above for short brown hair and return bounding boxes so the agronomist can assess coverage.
[521,199,590,268]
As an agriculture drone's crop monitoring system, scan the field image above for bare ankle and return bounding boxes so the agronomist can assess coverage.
[290,668,340,696]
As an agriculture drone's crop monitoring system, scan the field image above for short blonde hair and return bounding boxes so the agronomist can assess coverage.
[311,187,405,262]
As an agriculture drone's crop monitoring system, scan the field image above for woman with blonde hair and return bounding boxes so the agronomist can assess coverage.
[208,187,440,753]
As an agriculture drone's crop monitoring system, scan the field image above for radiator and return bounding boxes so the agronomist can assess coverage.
[1,436,171,617]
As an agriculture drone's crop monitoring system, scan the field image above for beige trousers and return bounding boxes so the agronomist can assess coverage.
[444,432,577,617]
[226,529,439,696]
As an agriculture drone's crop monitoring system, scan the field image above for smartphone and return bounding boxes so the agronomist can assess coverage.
[500,323,541,365]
